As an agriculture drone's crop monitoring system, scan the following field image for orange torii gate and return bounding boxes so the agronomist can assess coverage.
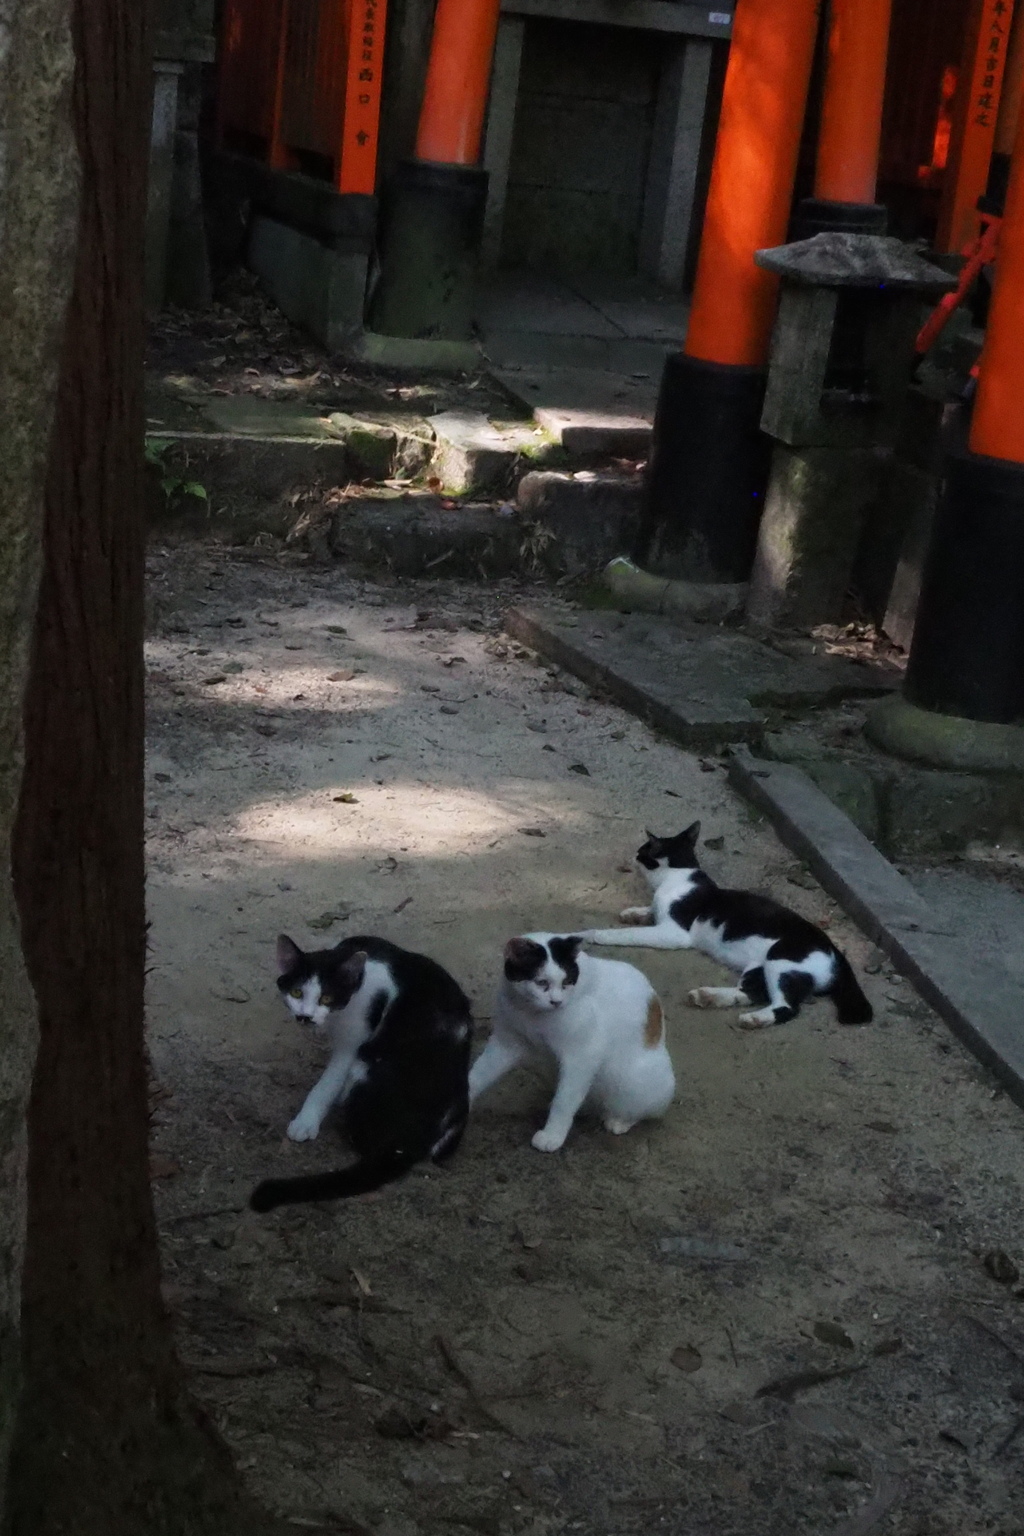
[216,0,387,195]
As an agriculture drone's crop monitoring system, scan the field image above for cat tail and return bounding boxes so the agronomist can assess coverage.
[250,1142,425,1213]
[830,951,873,1025]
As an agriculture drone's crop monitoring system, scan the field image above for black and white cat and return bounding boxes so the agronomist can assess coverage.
[469,934,675,1150]
[250,934,472,1212]
[583,823,872,1029]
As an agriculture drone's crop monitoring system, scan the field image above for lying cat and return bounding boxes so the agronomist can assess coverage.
[250,934,472,1212]
[583,822,872,1029]
[469,933,675,1151]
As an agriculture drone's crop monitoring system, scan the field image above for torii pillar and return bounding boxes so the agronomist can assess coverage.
[869,82,1024,772]
[794,0,893,239]
[634,0,821,585]
[370,0,501,343]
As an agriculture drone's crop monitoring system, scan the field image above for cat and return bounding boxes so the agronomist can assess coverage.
[468,933,675,1152]
[582,822,873,1029]
[250,934,472,1212]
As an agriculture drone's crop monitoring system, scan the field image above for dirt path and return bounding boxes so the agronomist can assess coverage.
[146,545,1024,1536]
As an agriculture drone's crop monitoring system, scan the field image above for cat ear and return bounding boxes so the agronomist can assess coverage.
[504,937,537,967]
[644,829,661,844]
[564,936,584,958]
[336,949,367,989]
[504,936,545,980]
[276,934,302,974]
[681,820,701,844]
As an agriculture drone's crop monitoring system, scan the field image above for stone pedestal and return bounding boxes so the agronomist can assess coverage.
[748,444,886,630]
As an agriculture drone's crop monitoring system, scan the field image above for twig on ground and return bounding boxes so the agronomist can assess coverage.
[433,1333,519,1437]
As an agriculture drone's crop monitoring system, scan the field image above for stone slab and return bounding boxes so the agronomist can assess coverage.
[248,215,368,352]
[493,365,659,454]
[346,329,481,373]
[504,605,896,750]
[727,751,1024,1109]
[533,408,652,457]
[516,472,642,575]
[428,410,546,494]
[330,498,522,577]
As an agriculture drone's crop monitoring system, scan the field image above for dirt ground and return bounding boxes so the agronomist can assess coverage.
[146,543,1024,1536]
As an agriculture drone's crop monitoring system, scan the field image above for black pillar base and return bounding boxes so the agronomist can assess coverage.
[633,352,770,583]
[905,451,1024,725]
[790,197,888,242]
[368,159,488,342]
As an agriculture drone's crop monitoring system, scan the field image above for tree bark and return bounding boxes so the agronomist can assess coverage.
[0,0,78,1521]
[4,1,284,1532]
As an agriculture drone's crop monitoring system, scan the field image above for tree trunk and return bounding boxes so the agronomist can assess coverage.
[0,0,79,1521]
[4,2,284,1532]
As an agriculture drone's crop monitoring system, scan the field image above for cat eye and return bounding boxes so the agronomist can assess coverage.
[537,980,550,991]
[289,986,303,999]
[319,996,333,1009]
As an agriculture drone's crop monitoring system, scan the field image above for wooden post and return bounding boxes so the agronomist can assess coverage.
[814,0,893,206]
[936,0,1017,253]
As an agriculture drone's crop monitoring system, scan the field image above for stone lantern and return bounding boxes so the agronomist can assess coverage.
[745,232,955,630]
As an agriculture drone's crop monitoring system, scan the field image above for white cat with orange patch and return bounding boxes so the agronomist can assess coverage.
[469,933,675,1151]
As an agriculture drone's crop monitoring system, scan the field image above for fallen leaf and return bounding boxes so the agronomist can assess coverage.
[866,1120,899,1134]
[150,1155,180,1180]
[609,729,626,740]
[307,909,351,931]
[519,827,546,837]
[665,788,682,798]
[439,704,460,715]
[210,983,251,1004]
[658,1235,746,1262]
[351,1266,373,1296]
[704,835,725,850]
[755,1364,865,1401]
[325,624,348,634]
[202,674,227,686]
[393,896,413,914]
[568,763,590,776]
[814,1321,855,1350]
[671,1345,703,1373]
[333,792,358,804]
[327,669,357,682]
[984,1250,1020,1284]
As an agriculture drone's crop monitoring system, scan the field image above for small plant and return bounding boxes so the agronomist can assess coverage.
[145,439,208,507]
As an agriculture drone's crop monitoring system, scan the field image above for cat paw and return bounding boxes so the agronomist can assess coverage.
[618,906,652,926]
[604,1116,635,1136]
[531,1127,567,1153]
[688,987,714,1008]
[287,1110,322,1142]
[737,1009,774,1030]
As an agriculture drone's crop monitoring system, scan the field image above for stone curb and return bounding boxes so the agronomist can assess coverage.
[727,748,1024,1109]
